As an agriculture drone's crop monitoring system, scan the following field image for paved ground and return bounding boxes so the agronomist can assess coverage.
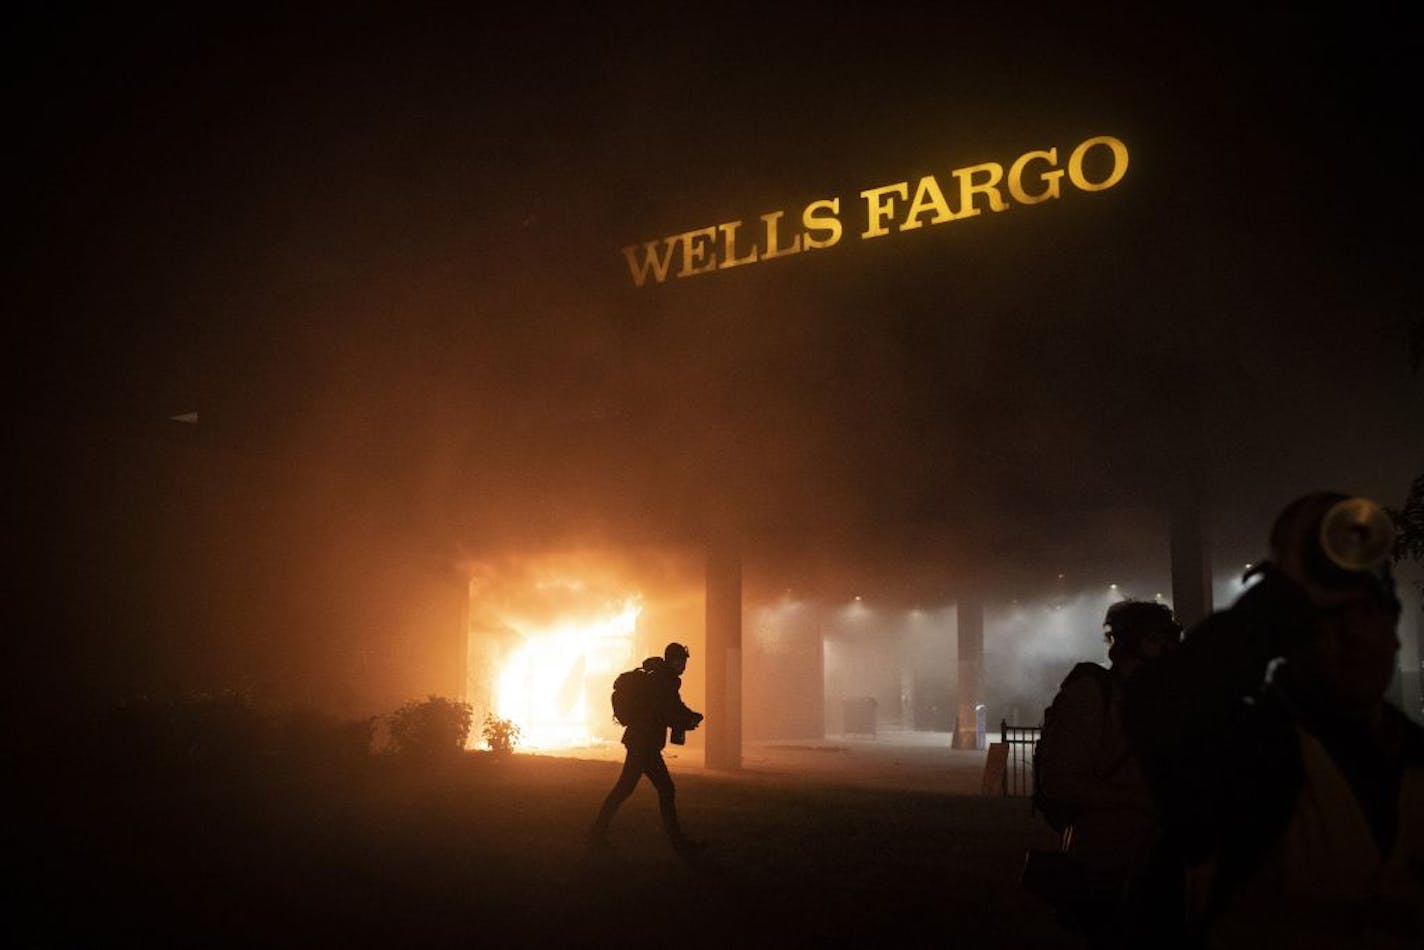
[744,730,1001,794]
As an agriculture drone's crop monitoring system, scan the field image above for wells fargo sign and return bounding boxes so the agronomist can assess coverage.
[621,135,1128,288]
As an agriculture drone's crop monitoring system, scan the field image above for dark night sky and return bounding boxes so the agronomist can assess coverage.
[9,3,1422,614]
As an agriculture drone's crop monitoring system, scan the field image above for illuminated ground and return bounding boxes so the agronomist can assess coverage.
[559,729,1002,795]
[20,739,1073,947]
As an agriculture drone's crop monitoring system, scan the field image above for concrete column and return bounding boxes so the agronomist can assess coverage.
[1170,488,1213,629]
[952,595,984,750]
[704,535,742,770]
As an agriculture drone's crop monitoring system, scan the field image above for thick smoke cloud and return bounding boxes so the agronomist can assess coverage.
[9,6,1420,714]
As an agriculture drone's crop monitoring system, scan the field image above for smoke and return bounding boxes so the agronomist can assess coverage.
[11,6,1420,725]
[463,545,708,745]
[746,579,1181,739]
[985,591,1120,726]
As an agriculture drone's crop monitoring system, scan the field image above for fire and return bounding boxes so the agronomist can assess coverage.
[491,596,641,750]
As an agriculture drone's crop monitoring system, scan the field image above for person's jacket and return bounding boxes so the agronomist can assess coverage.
[621,656,701,752]
[1038,664,1157,871]
[1123,571,1424,946]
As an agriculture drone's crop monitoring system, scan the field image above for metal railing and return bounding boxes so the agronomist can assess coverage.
[999,719,1041,798]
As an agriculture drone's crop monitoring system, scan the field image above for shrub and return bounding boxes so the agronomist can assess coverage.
[386,695,473,757]
[480,713,522,754]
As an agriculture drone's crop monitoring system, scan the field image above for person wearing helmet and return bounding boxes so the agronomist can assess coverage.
[1123,492,1422,948]
[590,641,705,855]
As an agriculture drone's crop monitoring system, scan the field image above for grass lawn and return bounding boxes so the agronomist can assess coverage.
[17,747,1076,948]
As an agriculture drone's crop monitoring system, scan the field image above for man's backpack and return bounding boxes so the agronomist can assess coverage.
[1032,661,1117,833]
[611,667,654,727]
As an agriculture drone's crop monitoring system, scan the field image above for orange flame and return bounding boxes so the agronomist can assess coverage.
[492,596,641,750]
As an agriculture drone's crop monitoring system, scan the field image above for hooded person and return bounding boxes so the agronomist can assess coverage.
[1123,491,1423,948]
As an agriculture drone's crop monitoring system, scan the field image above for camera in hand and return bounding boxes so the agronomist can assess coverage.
[671,711,704,746]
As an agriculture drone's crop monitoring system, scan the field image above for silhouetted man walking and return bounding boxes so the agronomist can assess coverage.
[590,642,704,854]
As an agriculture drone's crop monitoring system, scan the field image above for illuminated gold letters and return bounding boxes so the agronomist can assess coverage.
[1007,148,1062,204]
[861,183,909,239]
[675,226,719,277]
[621,134,1130,286]
[802,198,842,250]
[1067,136,1129,192]
[760,211,802,260]
[622,240,678,288]
[901,177,953,231]
[718,219,760,269]
[949,162,1009,220]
